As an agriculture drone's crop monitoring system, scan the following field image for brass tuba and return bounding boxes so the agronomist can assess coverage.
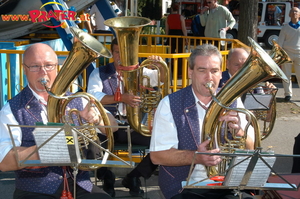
[252,39,292,140]
[202,37,289,177]
[42,27,114,169]
[104,17,170,136]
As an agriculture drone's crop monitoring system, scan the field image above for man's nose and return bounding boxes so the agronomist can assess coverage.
[39,66,48,74]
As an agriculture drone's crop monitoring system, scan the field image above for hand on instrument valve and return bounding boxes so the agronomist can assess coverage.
[146,55,166,83]
[196,139,222,167]
[147,55,164,69]
[219,110,245,137]
[80,98,101,125]
[121,92,141,107]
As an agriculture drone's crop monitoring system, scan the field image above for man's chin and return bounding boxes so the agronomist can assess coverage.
[35,87,47,93]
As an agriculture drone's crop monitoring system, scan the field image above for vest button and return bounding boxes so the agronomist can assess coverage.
[59,175,63,179]
[26,105,30,109]
[185,109,189,113]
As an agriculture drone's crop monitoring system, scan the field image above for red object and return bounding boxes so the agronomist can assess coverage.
[207,183,223,186]
[60,167,73,199]
[114,87,121,102]
[210,176,225,182]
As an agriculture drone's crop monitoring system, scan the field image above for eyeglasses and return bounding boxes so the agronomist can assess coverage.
[23,63,57,72]
[207,1,212,4]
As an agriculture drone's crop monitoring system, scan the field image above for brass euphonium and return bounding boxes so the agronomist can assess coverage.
[253,39,292,140]
[41,27,114,170]
[104,17,170,136]
[202,37,288,177]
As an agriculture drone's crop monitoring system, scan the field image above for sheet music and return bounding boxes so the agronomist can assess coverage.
[33,127,72,163]
[244,94,273,110]
[223,151,276,187]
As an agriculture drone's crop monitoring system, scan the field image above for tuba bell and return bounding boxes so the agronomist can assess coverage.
[41,27,114,170]
[202,37,288,177]
[104,17,170,136]
[251,39,292,140]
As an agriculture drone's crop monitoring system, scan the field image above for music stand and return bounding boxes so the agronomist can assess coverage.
[7,123,135,199]
[182,148,300,199]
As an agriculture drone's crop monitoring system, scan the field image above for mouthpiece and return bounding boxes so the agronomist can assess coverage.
[205,82,214,89]
[40,78,48,86]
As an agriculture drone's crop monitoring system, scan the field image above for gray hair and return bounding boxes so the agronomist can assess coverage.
[188,44,222,69]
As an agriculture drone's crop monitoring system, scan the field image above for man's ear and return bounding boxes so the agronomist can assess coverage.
[226,60,229,70]
[23,65,27,76]
[188,67,192,78]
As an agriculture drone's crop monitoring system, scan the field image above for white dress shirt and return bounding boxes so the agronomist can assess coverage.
[87,67,160,116]
[0,86,92,162]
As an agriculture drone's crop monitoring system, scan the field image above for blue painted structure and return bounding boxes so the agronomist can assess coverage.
[0,0,117,108]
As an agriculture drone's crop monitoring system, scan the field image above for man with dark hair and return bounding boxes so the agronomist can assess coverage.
[150,44,256,199]
[88,38,165,197]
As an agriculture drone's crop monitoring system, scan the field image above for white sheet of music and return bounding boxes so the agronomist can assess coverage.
[244,94,273,110]
[223,151,276,187]
[33,127,71,163]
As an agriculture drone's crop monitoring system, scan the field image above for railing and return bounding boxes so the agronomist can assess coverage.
[0,34,248,107]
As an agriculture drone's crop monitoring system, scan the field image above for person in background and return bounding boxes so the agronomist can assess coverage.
[149,44,256,199]
[219,48,250,88]
[87,38,165,197]
[199,0,236,39]
[182,4,194,19]
[219,47,276,95]
[0,43,115,199]
[278,7,300,102]
[165,2,188,77]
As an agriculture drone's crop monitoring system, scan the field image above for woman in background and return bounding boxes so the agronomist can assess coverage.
[165,3,187,77]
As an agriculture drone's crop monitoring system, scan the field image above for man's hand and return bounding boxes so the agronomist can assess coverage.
[80,98,101,124]
[196,139,222,166]
[264,81,277,94]
[121,92,141,107]
[147,55,164,69]
[219,111,245,137]
[200,6,209,14]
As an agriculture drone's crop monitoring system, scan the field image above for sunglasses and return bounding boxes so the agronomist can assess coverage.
[207,1,212,4]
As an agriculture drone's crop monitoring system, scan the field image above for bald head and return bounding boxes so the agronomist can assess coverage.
[289,7,300,22]
[23,43,58,96]
[226,48,249,76]
[23,43,57,63]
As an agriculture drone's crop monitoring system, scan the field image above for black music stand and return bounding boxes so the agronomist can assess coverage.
[182,148,300,199]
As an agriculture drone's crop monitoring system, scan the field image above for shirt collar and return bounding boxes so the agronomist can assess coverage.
[28,85,48,105]
[289,21,300,29]
[191,87,212,109]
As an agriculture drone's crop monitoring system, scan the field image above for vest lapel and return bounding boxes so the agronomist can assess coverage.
[187,86,201,147]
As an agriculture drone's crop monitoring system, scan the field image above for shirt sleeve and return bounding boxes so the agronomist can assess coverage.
[0,103,22,162]
[277,25,287,47]
[142,68,159,87]
[150,96,179,152]
[87,67,107,101]
[224,6,236,29]
[236,98,255,142]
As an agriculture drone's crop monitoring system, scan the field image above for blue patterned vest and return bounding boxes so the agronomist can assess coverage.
[9,86,93,194]
[99,63,119,116]
[161,85,237,199]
